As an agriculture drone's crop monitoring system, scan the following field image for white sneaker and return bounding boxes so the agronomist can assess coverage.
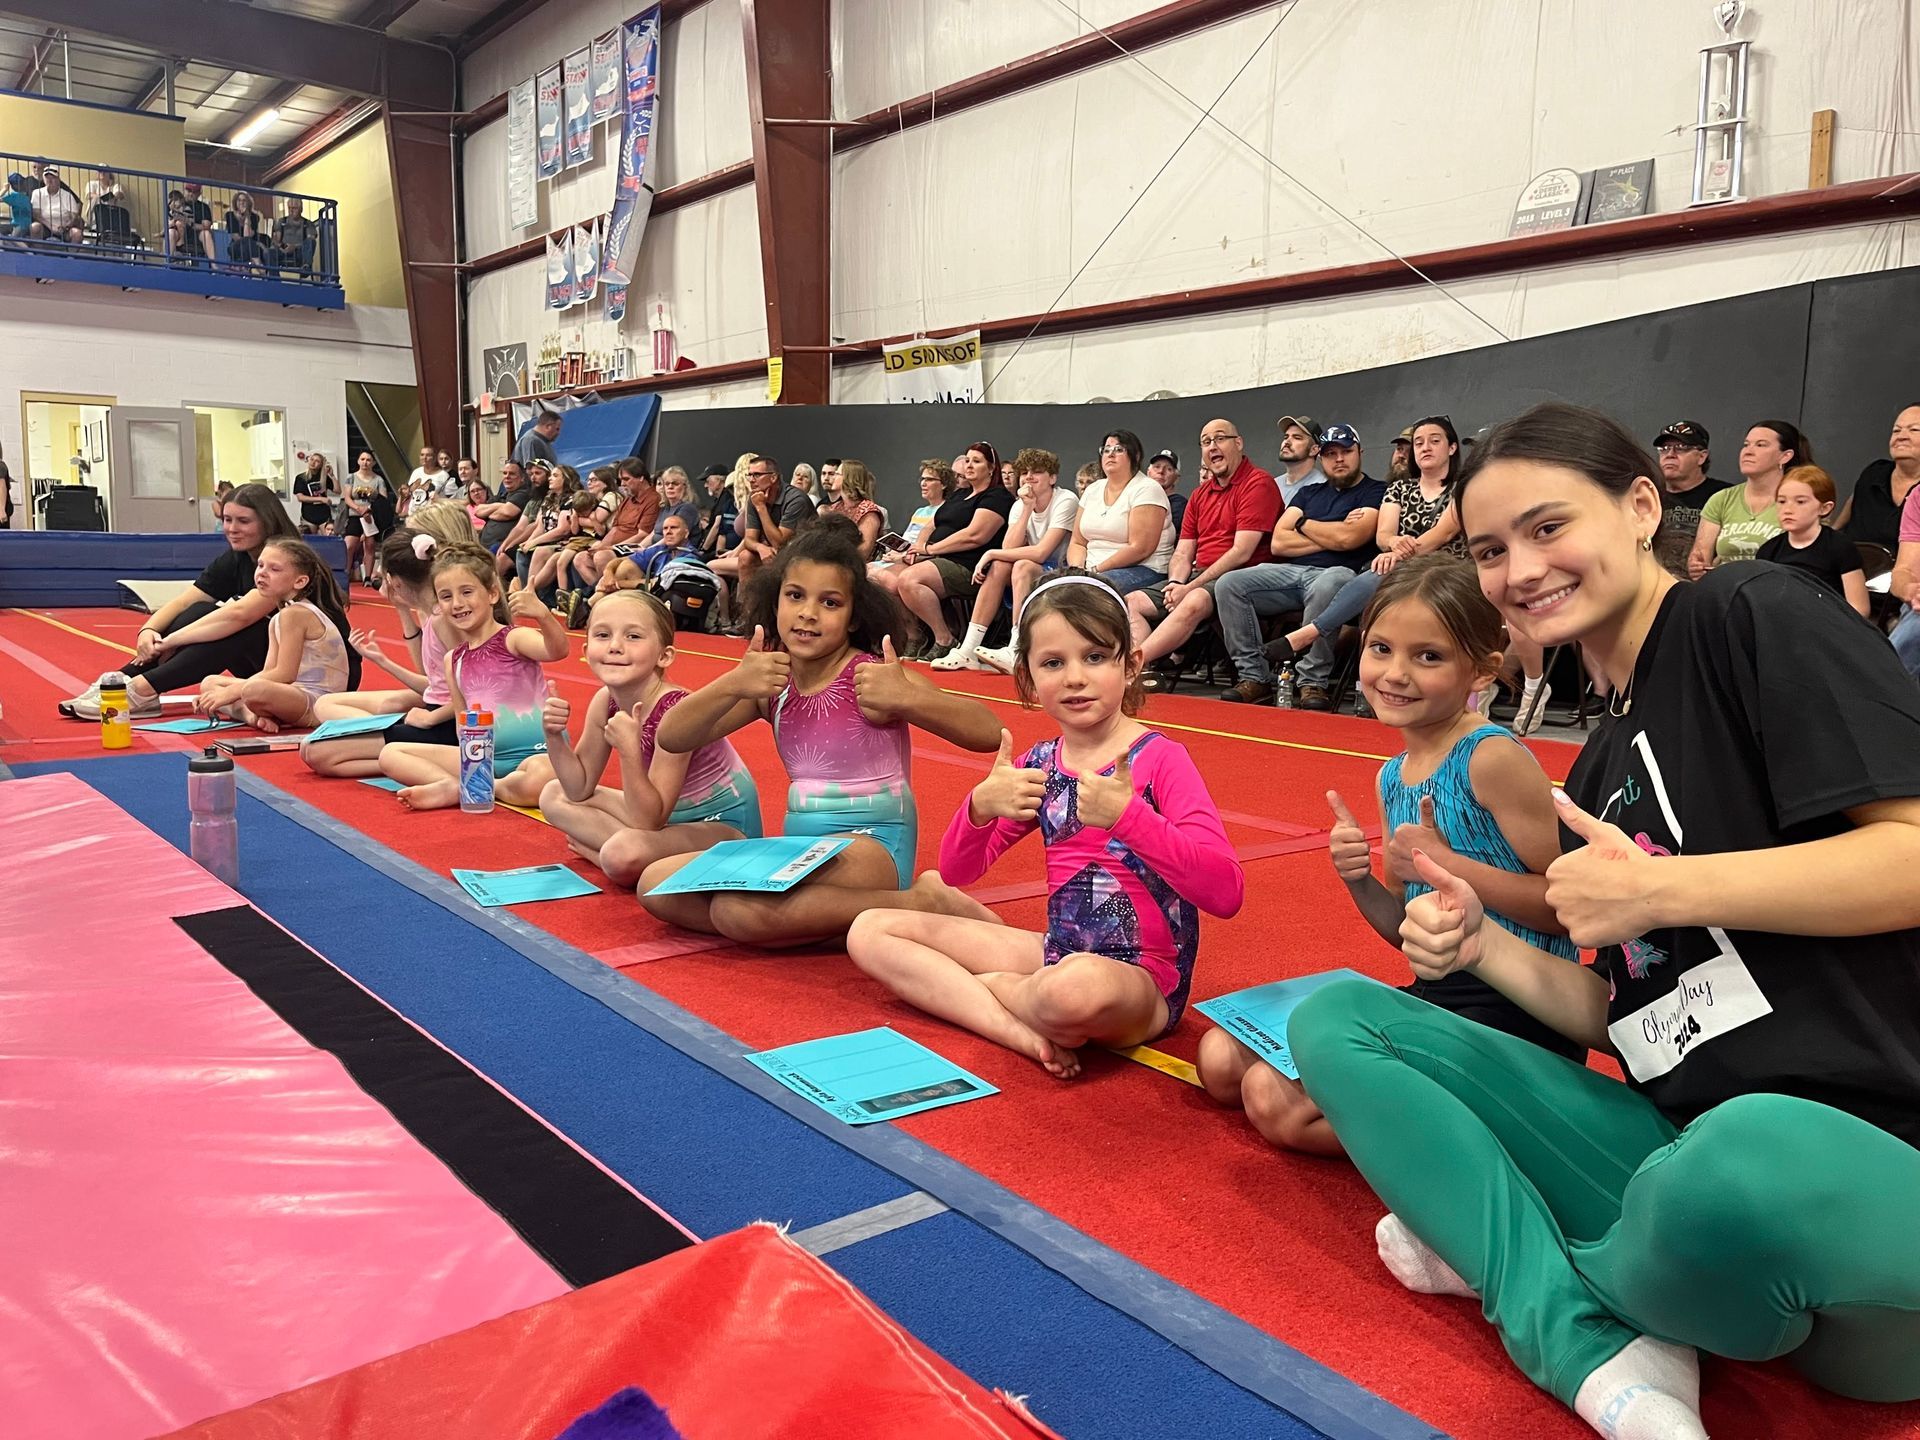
[58,679,102,717]
[929,647,980,671]
[69,687,163,722]
[1513,682,1553,737]
[972,644,1017,674]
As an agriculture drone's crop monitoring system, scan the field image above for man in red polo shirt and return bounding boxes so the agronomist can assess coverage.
[1124,416,1278,674]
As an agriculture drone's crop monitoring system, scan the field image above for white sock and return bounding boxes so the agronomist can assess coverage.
[1572,1336,1705,1440]
[956,622,988,656]
[1522,673,1544,700]
[1375,1214,1474,1298]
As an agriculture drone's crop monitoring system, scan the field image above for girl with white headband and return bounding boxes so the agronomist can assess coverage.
[849,571,1245,1078]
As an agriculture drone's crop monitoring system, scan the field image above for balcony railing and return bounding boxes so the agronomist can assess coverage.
[0,152,344,309]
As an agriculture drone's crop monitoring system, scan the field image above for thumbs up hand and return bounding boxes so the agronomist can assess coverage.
[1326,789,1373,882]
[540,680,571,737]
[853,634,915,724]
[729,625,792,702]
[1544,789,1663,948]
[1400,849,1488,981]
[970,729,1047,824]
[1387,792,1453,885]
[1076,750,1136,831]
[604,699,643,756]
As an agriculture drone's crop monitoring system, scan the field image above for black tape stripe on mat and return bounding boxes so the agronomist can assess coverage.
[175,905,691,1286]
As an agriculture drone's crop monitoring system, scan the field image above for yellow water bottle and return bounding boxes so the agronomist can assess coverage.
[99,670,131,750]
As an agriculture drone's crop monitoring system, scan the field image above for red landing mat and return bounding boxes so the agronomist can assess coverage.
[165,1224,1058,1440]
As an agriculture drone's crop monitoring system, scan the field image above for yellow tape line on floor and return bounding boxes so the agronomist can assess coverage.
[1108,1043,1203,1087]
[13,608,136,656]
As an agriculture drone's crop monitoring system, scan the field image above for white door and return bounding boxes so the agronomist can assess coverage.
[107,407,201,533]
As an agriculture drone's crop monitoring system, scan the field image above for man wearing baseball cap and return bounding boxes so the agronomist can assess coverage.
[179,181,217,260]
[1389,427,1415,482]
[1275,414,1326,509]
[1651,420,1727,576]
[1147,447,1186,531]
[1214,422,1385,707]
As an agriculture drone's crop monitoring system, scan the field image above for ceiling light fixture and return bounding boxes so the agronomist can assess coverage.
[228,106,281,150]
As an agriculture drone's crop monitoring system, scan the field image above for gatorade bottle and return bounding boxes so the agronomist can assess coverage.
[188,746,240,888]
[458,709,496,814]
[99,670,131,749]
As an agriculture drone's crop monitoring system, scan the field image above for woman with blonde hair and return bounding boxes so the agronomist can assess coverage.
[822,458,886,559]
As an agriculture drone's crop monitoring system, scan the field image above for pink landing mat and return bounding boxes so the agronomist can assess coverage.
[0,773,569,1439]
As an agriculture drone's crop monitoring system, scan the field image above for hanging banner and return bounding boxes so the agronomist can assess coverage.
[882,330,985,404]
[605,281,628,324]
[546,231,573,310]
[563,47,593,169]
[535,64,563,179]
[571,218,599,305]
[589,29,622,125]
[598,5,662,293]
[505,78,539,230]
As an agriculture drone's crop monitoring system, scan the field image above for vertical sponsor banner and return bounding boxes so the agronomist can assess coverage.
[598,6,662,294]
[881,330,985,403]
[546,231,573,310]
[505,78,539,230]
[563,47,593,169]
[589,29,622,125]
[535,65,563,179]
[571,218,599,305]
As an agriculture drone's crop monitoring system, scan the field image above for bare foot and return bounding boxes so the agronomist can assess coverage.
[249,709,281,734]
[905,870,1002,924]
[976,970,1082,1078]
[397,777,459,810]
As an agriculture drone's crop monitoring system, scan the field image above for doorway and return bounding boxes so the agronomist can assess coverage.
[21,390,115,530]
[190,404,288,531]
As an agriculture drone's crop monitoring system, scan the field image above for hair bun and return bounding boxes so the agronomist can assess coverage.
[412,533,436,559]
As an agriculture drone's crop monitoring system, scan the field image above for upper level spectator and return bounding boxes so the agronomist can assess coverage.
[30,166,82,244]
[1275,414,1326,507]
[1148,447,1186,531]
[513,407,563,469]
[1690,420,1806,575]
[1126,418,1279,675]
[180,181,217,260]
[225,191,268,267]
[1650,420,1728,576]
[1067,427,1174,595]
[1837,404,1920,553]
[1213,422,1386,708]
[270,198,314,273]
[1,173,31,239]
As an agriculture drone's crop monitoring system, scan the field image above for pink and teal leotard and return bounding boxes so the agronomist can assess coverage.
[615,688,762,836]
[450,626,548,771]
[769,651,915,884]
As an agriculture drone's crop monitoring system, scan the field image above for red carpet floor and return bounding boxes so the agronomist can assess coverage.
[5,601,1914,1440]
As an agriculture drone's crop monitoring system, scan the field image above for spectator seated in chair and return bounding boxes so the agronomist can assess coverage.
[268,198,315,274]
[0,172,32,244]
[29,165,82,245]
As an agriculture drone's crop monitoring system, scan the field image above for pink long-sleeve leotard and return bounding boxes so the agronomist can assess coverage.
[939,730,1243,1029]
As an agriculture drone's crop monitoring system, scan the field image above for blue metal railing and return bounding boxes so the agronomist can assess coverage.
[0,151,341,288]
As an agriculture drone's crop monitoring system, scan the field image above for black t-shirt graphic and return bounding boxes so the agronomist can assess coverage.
[1563,566,1920,1148]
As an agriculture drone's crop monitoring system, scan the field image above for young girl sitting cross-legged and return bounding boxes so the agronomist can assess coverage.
[1197,555,1579,1155]
[193,538,353,731]
[535,587,762,885]
[379,541,570,809]
[636,515,1003,947]
[848,571,1244,1078]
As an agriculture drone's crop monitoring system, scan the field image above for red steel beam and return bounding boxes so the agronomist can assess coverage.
[740,0,830,404]
[388,106,464,453]
[462,358,765,412]
[461,159,754,276]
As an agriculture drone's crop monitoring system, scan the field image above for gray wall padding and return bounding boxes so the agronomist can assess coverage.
[654,268,1918,522]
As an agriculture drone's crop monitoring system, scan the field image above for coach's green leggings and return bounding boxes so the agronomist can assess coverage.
[1288,981,1920,1406]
